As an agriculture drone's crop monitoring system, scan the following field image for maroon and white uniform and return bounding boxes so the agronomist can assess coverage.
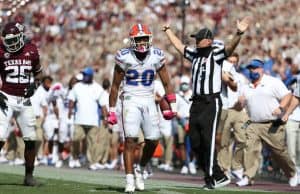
[0,42,42,141]
[0,43,41,96]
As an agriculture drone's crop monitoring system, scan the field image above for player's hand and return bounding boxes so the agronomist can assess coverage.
[0,92,8,115]
[24,83,37,98]
[107,112,117,125]
[164,93,177,120]
[237,16,252,33]
[162,110,176,120]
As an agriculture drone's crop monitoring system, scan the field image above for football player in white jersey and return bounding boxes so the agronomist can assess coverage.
[108,24,176,193]
[43,82,68,168]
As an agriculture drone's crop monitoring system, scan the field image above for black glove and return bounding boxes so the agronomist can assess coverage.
[24,83,37,98]
[0,93,8,114]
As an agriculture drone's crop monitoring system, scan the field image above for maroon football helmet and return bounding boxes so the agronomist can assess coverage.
[1,22,25,53]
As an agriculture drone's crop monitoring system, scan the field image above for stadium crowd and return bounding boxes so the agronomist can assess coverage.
[1,0,300,85]
[1,0,300,190]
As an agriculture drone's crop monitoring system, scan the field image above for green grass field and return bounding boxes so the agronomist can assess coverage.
[0,164,296,194]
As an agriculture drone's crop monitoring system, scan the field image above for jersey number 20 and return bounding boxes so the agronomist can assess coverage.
[126,69,154,86]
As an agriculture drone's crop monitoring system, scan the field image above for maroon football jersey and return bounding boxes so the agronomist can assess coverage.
[0,42,42,96]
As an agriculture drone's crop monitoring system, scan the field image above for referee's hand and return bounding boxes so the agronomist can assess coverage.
[237,16,252,33]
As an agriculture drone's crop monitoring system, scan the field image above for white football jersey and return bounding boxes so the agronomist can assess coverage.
[115,47,166,97]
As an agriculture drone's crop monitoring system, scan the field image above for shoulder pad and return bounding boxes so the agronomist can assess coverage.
[115,48,130,65]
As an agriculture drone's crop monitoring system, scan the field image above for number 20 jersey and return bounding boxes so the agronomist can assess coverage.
[115,47,166,97]
[0,42,42,97]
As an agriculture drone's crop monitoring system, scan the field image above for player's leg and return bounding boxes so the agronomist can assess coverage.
[137,99,161,190]
[0,98,13,151]
[122,99,142,193]
[17,104,38,186]
[43,116,56,164]
[56,120,69,168]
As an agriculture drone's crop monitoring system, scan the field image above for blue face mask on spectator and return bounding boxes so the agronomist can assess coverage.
[82,74,93,83]
[249,71,260,82]
[180,83,190,92]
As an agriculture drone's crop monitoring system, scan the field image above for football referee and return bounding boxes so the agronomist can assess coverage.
[163,16,251,190]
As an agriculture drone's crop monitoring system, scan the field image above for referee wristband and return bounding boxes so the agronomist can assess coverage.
[236,30,244,36]
[163,26,170,32]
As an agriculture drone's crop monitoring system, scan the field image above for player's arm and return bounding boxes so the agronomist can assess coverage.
[108,65,124,125]
[163,25,185,55]
[157,65,173,95]
[225,16,251,56]
[158,65,176,118]
[109,65,125,108]
[32,45,43,84]
[24,46,43,97]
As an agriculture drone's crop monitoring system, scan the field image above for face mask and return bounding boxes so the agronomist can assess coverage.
[249,71,260,82]
[82,75,93,84]
[197,46,212,57]
[180,83,189,92]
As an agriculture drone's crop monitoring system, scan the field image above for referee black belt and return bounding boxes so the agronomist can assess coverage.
[190,93,220,102]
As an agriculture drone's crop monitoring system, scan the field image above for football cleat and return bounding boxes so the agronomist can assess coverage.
[124,183,135,193]
[134,165,145,191]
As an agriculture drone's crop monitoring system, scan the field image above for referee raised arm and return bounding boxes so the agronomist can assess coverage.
[163,16,251,190]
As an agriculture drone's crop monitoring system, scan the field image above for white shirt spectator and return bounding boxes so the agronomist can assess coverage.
[31,85,48,117]
[176,90,192,119]
[68,81,107,126]
[221,60,248,109]
[239,74,290,122]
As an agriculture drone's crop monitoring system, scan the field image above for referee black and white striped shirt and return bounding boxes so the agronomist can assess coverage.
[183,41,226,96]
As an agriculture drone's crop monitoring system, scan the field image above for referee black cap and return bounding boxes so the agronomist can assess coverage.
[190,28,213,42]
